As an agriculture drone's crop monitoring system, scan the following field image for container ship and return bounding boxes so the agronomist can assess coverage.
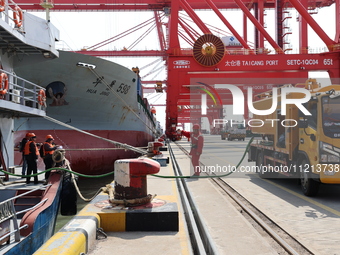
[13,50,158,175]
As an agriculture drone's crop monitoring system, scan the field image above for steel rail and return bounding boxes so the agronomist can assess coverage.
[175,141,314,255]
[210,177,302,255]
[168,142,218,255]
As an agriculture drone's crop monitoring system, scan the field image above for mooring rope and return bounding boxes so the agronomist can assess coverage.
[62,147,148,151]
[43,115,147,155]
[62,158,103,202]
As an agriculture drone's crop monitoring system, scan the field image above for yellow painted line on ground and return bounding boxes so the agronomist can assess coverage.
[158,195,178,203]
[264,179,340,216]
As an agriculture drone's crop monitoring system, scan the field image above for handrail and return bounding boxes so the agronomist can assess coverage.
[0,0,25,31]
[16,198,48,215]
[0,224,28,243]
[1,184,51,205]
[175,46,333,55]
[0,185,51,243]
[0,68,47,111]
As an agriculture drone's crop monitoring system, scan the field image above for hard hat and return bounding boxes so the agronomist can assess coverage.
[193,124,200,130]
[28,133,36,138]
[46,135,54,140]
[25,132,30,137]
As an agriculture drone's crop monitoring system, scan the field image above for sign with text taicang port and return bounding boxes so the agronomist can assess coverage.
[223,55,335,70]
[170,55,337,72]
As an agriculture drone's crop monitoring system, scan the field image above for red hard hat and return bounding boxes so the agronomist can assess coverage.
[28,133,36,138]
[25,132,30,137]
[46,135,54,140]
[193,124,200,130]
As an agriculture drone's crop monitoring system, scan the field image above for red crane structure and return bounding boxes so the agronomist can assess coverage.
[17,0,340,139]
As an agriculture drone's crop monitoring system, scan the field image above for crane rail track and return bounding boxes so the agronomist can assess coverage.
[169,142,217,255]
[171,141,315,255]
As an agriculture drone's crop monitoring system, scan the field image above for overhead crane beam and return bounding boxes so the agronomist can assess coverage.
[14,0,333,11]
[289,0,335,49]
[234,0,284,54]
[154,11,166,52]
[76,50,167,57]
[205,0,253,53]
[179,0,211,34]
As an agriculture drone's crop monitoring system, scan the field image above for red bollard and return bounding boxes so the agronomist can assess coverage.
[114,158,160,200]
[152,141,164,155]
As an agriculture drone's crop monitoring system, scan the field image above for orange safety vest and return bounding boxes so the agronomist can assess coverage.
[24,141,39,156]
[43,142,55,156]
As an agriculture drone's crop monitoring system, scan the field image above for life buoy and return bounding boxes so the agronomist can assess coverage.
[38,89,46,106]
[13,6,23,28]
[0,0,5,12]
[151,107,156,114]
[0,72,8,96]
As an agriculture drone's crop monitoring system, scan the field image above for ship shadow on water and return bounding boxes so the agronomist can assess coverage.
[54,175,113,232]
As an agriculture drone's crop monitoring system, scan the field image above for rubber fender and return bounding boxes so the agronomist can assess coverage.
[60,172,77,216]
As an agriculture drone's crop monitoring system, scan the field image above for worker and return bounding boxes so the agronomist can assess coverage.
[42,135,58,181]
[19,132,30,177]
[189,124,204,176]
[24,133,39,184]
[176,129,182,140]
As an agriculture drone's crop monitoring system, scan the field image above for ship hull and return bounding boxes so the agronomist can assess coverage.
[1,172,63,255]
[14,51,155,175]
[15,129,152,174]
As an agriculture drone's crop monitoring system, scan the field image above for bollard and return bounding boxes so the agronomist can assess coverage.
[147,142,154,153]
[114,158,160,200]
[147,141,164,156]
[152,141,164,155]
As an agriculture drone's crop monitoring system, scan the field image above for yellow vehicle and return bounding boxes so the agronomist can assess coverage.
[248,79,340,196]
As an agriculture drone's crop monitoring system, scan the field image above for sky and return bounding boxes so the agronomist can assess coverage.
[28,5,336,130]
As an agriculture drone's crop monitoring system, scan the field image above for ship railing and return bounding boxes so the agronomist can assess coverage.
[0,0,26,32]
[0,69,47,111]
[0,185,51,244]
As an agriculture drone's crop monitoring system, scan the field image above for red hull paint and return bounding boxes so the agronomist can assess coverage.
[20,171,62,236]
[15,130,153,175]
